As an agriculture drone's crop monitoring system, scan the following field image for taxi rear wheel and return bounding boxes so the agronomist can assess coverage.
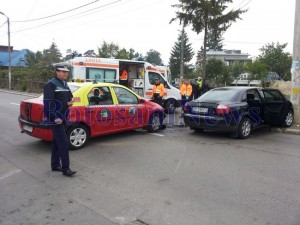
[147,112,160,133]
[67,124,89,150]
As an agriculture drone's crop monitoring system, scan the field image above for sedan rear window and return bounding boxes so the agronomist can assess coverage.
[199,89,241,101]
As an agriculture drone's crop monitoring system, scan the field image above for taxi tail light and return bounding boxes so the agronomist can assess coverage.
[20,101,31,120]
[20,102,26,118]
[217,104,230,114]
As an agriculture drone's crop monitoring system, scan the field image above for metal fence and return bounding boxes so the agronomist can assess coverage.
[0,78,45,93]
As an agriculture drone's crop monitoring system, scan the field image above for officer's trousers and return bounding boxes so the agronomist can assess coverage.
[51,124,70,171]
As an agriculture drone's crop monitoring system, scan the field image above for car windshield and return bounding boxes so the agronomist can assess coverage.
[199,89,241,102]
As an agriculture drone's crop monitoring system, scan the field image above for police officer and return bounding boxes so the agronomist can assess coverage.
[43,63,76,176]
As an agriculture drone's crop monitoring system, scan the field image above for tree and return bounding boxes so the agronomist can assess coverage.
[205,58,229,86]
[115,48,141,59]
[84,50,96,57]
[228,62,245,79]
[65,49,81,60]
[115,48,129,59]
[25,42,63,81]
[46,42,62,65]
[198,29,224,55]
[171,0,247,81]
[244,60,268,85]
[257,42,292,80]
[98,41,119,58]
[145,49,162,65]
[169,29,194,79]
[206,29,224,50]
[128,48,141,60]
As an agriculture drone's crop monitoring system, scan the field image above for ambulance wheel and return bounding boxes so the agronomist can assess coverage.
[164,99,176,114]
[67,124,90,150]
[147,112,160,133]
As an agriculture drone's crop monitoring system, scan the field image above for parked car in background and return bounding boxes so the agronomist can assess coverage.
[183,86,294,138]
[231,72,282,86]
[19,81,165,150]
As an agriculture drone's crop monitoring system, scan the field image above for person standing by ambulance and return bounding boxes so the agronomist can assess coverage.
[151,77,166,107]
[43,63,76,177]
[180,79,193,109]
[197,77,203,97]
[119,68,128,86]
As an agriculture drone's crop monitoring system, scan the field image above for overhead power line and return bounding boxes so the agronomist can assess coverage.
[11,0,100,22]
[239,0,253,9]
[0,21,7,29]
[235,0,249,9]
[11,0,122,34]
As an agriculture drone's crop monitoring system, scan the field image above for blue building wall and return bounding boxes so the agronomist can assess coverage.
[0,49,30,68]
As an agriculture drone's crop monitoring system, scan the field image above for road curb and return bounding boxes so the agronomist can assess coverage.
[273,127,300,135]
[0,89,39,98]
[166,124,186,128]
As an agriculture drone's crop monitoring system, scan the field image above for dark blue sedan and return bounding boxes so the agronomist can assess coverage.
[183,87,294,138]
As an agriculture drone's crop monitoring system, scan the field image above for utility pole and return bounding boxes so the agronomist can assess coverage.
[0,12,11,90]
[291,0,300,122]
[180,27,184,79]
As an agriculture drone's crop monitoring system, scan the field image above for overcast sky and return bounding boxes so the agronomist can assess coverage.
[0,0,296,64]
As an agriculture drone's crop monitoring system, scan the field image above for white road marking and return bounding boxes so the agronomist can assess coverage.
[0,169,22,181]
[10,103,20,106]
[175,147,187,173]
[149,133,165,137]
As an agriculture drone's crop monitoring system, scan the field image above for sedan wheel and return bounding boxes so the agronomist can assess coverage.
[237,117,251,139]
[283,110,293,127]
[67,124,89,150]
[147,113,160,133]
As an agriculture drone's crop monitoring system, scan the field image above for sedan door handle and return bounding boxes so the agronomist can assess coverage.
[87,109,95,113]
[119,108,125,112]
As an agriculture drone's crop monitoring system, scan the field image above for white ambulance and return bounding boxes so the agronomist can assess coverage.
[155,65,172,84]
[67,57,180,113]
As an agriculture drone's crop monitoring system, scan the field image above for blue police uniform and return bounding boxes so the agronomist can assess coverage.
[43,70,74,175]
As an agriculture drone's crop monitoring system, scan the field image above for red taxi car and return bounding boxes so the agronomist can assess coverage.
[19,81,165,150]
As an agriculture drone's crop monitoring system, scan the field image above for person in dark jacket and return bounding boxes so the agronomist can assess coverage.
[190,78,199,100]
[43,63,76,177]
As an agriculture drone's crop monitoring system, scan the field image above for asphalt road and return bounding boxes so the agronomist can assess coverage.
[1,92,300,225]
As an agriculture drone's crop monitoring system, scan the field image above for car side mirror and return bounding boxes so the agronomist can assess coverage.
[139,98,145,103]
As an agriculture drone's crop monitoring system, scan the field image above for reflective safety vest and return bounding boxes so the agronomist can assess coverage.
[151,83,166,98]
[120,70,128,80]
[180,84,193,97]
[197,80,202,89]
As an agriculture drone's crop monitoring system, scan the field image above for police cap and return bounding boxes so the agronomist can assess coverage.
[53,62,70,72]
